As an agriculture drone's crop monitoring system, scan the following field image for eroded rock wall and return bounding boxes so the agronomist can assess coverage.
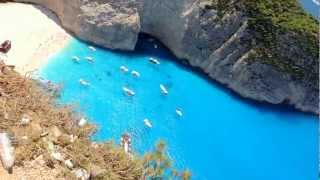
[16,0,140,50]
[13,0,319,114]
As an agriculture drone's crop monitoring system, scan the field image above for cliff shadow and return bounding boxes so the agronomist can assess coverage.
[67,32,318,120]
[132,33,318,120]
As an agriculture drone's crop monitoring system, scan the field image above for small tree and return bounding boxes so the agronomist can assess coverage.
[142,140,191,180]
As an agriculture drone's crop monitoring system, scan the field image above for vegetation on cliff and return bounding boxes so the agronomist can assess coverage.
[208,0,319,81]
[0,61,190,179]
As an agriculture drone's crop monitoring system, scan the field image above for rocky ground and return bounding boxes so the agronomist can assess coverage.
[0,60,191,179]
[0,61,143,179]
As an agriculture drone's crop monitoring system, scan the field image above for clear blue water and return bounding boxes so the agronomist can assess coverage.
[41,34,318,180]
[39,36,318,180]
[39,3,319,179]
[300,0,319,18]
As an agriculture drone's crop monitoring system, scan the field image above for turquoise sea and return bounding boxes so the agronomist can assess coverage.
[39,2,319,179]
[39,36,318,180]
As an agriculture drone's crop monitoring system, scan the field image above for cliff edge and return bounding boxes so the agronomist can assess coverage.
[14,0,319,114]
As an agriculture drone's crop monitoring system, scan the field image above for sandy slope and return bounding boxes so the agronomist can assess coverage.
[0,2,70,75]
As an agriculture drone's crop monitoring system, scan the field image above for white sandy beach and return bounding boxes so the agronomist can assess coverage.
[0,2,71,74]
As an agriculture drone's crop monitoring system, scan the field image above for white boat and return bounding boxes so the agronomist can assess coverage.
[71,56,80,63]
[176,108,183,117]
[149,57,160,65]
[85,56,94,62]
[120,66,129,72]
[88,46,96,51]
[122,86,135,96]
[160,84,168,95]
[154,44,158,49]
[144,119,152,128]
[79,79,90,86]
[131,70,140,77]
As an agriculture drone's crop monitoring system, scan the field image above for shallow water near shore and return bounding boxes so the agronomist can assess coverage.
[39,35,318,180]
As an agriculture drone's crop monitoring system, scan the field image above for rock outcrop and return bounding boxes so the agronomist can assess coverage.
[16,0,140,50]
[14,0,319,114]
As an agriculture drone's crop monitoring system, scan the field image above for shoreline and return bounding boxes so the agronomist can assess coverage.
[0,2,71,75]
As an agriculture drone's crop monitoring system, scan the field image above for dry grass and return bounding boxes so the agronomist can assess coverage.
[0,60,190,180]
[0,60,144,179]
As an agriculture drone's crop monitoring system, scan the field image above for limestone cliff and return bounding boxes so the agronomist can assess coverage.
[14,0,319,114]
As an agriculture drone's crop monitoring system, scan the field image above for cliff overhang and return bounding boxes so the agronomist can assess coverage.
[13,0,319,114]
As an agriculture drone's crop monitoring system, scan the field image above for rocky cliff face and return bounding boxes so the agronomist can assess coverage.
[16,0,140,50]
[14,0,319,114]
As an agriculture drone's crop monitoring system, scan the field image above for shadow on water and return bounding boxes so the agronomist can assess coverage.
[47,22,316,120]
[118,33,317,119]
[34,3,317,120]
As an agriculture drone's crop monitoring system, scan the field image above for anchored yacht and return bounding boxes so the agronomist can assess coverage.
[160,84,168,95]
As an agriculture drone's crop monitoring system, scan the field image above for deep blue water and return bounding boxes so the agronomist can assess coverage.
[300,0,319,18]
[39,36,318,180]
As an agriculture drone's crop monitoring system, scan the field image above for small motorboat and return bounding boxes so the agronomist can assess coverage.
[160,84,168,95]
[79,79,90,86]
[122,86,135,96]
[88,46,96,51]
[85,56,94,63]
[149,57,160,65]
[120,66,129,73]
[144,119,153,128]
[131,70,140,77]
[121,133,132,154]
[154,44,158,49]
[175,108,183,117]
[71,56,80,63]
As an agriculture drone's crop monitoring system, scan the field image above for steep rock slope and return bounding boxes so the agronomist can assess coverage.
[15,0,140,50]
[14,0,319,114]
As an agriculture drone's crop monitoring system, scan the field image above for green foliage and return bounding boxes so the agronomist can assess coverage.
[210,0,319,80]
[244,0,318,79]
[244,0,318,34]
[142,140,191,180]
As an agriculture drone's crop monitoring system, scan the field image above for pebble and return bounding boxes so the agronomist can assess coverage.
[51,152,64,162]
[40,132,49,137]
[64,159,74,169]
[21,114,31,125]
[78,118,87,127]
[73,168,90,180]
[69,134,77,143]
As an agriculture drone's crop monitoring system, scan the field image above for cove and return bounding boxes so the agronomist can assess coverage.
[39,35,318,180]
